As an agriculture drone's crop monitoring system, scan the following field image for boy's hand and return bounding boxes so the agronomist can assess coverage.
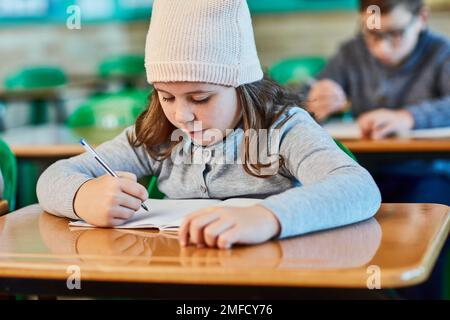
[73,171,148,227]
[179,205,281,249]
[307,79,347,122]
[357,108,415,139]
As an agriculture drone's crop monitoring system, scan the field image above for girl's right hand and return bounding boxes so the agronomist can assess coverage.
[73,171,149,227]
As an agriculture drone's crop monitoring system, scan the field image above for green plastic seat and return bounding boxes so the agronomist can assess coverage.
[268,56,327,87]
[0,139,17,211]
[5,67,66,90]
[98,55,146,90]
[269,57,353,121]
[4,66,67,125]
[147,176,165,200]
[444,249,450,299]
[98,55,146,79]
[334,139,357,162]
[67,90,150,129]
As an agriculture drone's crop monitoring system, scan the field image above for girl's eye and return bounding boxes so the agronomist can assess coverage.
[162,96,174,102]
[191,97,210,104]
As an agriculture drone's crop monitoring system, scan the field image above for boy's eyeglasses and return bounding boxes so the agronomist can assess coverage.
[362,16,417,46]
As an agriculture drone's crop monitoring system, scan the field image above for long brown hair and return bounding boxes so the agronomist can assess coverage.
[130,77,303,178]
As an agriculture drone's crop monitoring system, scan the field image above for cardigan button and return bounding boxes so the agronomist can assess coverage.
[203,149,212,162]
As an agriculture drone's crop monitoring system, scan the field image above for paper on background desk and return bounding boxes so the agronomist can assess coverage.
[323,120,450,140]
[323,121,362,140]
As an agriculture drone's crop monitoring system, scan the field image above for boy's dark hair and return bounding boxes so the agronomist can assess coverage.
[359,0,423,15]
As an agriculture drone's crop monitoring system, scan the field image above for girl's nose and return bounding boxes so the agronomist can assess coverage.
[174,103,195,124]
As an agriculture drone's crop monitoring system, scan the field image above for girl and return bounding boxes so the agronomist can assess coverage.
[37,0,381,249]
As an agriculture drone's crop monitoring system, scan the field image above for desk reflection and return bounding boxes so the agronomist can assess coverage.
[34,210,381,270]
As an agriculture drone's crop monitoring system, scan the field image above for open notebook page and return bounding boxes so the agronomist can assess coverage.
[69,198,262,230]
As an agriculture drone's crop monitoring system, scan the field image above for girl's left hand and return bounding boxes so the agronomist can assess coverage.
[179,205,281,249]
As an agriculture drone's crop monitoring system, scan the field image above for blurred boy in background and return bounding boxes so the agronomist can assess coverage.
[307,0,450,205]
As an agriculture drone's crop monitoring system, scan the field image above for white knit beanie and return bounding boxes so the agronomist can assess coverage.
[144,0,263,87]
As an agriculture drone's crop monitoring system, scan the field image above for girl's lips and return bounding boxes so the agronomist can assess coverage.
[189,129,206,138]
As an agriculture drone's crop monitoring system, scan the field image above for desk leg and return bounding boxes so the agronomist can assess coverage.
[16,160,40,208]
[31,100,48,125]
[0,101,6,132]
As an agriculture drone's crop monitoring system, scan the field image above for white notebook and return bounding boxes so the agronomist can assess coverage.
[324,120,450,140]
[323,121,362,140]
[69,198,262,230]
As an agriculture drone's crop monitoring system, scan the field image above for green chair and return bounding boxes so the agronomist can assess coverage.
[334,139,357,162]
[268,56,327,87]
[444,247,450,300]
[67,90,150,129]
[67,89,165,199]
[4,66,67,124]
[269,57,353,121]
[98,55,146,79]
[0,139,17,211]
[98,55,146,90]
[147,175,165,200]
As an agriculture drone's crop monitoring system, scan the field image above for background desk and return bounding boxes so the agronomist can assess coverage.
[2,125,450,160]
[0,203,448,298]
[342,139,450,154]
[342,139,450,164]
[0,200,8,216]
[0,125,123,159]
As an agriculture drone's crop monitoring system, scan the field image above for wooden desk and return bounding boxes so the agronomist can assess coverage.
[0,76,116,101]
[341,138,450,154]
[0,88,61,101]
[0,200,8,216]
[0,125,123,158]
[0,203,448,298]
[341,138,450,163]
